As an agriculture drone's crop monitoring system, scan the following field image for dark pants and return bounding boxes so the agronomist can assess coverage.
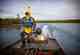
[21,32,32,47]
[21,32,26,46]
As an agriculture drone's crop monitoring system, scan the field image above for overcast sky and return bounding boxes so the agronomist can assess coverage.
[0,0,79,20]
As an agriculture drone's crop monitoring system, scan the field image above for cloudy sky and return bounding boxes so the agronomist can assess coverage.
[0,0,79,20]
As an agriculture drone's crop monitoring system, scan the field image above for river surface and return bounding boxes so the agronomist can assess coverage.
[0,23,80,55]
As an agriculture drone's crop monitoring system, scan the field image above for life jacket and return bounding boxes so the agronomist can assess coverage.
[23,17,33,27]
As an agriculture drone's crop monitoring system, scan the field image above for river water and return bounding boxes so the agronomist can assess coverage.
[0,23,80,55]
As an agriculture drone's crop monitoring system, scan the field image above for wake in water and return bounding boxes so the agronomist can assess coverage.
[42,25,53,39]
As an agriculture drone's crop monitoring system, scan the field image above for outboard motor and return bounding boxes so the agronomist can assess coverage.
[36,28,42,35]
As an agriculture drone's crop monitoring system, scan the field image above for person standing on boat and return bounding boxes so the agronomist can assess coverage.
[20,11,36,47]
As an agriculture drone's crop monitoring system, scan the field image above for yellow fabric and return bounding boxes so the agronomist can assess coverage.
[23,27,32,33]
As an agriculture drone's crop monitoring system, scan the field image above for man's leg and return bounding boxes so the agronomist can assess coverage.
[27,33,31,43]
[21,32,26,47]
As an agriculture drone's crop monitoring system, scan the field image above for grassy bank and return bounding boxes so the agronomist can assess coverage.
[36,19,80,23]
[0,18,80,28]
[0,18,80,23]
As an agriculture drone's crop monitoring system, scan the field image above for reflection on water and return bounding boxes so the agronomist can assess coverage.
[0,23,80,55]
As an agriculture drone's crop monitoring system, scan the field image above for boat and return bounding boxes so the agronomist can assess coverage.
[0,28,65,55]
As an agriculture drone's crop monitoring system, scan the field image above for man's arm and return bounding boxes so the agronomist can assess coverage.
[32,17,36,31]
[19,18,24,31]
